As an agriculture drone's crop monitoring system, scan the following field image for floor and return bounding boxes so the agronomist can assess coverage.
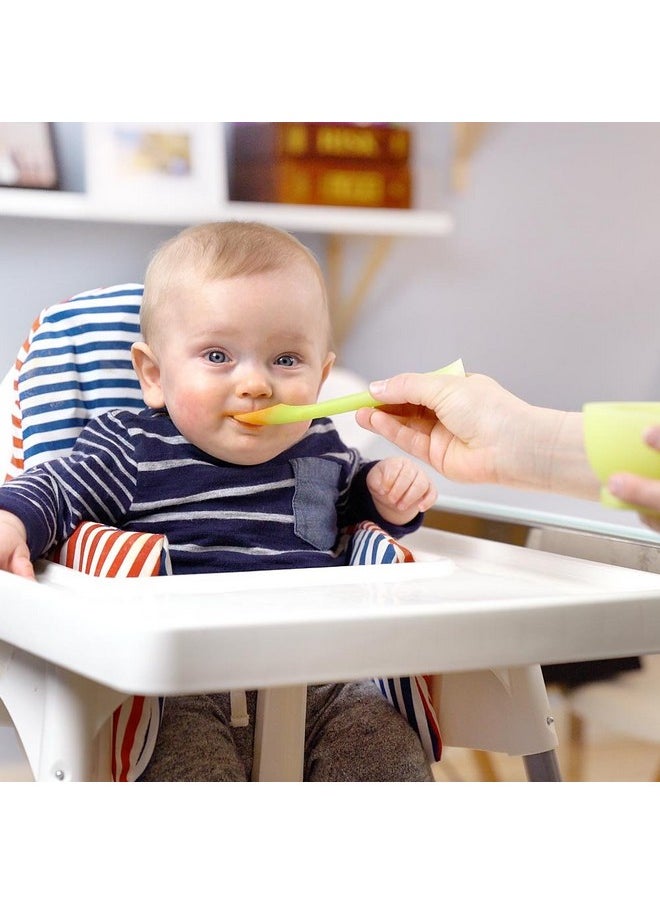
[433,693,660,782]
[433,738,660,782]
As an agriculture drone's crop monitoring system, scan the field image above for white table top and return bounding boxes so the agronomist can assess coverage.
[2,528,660,697]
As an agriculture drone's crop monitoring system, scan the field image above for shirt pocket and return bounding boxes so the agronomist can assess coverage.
[291,457,341,550]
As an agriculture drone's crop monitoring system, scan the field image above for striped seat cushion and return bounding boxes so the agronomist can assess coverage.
[7,283,144,476]
[51,519,172,578]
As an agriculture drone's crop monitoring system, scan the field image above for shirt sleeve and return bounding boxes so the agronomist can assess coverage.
[0,410,138,559]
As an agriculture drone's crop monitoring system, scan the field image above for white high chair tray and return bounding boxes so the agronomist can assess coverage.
[2,527,660,696]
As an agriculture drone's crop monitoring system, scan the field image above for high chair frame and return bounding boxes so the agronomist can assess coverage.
[1,533,568,782]
[5,519,660,783]
[0,284,581,781]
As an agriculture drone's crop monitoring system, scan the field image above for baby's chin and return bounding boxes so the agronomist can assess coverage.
[199,427,312,466]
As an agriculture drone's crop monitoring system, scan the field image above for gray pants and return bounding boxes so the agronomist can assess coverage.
[138,681,434,781]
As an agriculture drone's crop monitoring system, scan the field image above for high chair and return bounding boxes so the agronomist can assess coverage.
[0,283,562,781]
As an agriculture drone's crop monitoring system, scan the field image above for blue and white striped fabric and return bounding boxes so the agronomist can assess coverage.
[7,283,144,477]
[346,520,405,565]
[5,285,442,772]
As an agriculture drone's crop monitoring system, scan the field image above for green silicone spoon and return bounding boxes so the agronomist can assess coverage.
[233,358,465,425]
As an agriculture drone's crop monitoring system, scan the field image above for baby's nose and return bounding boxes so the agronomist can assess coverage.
[236,365,272,398]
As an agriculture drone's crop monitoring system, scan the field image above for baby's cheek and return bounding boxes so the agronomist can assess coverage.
[167,388,210,436]
[177,387,206,417]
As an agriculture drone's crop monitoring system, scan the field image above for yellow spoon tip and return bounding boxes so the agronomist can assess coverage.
[232,405,288,425]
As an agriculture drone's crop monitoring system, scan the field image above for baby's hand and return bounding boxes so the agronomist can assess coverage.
[0,511,35,580]
[366,457,438,526]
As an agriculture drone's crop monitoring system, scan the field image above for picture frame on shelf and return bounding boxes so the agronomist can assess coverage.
[84,122,225,216]
[0,123,59,190]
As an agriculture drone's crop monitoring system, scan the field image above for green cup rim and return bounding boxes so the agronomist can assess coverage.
[583,401,660,413]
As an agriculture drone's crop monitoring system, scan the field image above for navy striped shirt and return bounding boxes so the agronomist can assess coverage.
[0,408,421,574]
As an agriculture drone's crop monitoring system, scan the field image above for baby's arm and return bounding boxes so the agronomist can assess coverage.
[0,510,35,580]
[366,456,438,526]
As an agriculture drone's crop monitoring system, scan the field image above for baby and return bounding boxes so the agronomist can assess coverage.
[0,221,438,780]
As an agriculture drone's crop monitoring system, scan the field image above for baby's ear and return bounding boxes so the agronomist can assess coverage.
[320,351,336,387]
[131,342,165,409]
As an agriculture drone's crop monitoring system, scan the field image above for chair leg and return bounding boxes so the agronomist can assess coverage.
[251,685,306,781]
[523,750,562,781]
[37,666,127,781]
[1,643,126,782]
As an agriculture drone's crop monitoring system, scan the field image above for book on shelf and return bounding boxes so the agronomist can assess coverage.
[230,122,411,164]
[229,158,411,209]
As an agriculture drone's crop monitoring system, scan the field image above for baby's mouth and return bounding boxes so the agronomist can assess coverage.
[226,412,265,429]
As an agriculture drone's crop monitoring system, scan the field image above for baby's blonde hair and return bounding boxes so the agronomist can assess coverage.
[141,220,331,348]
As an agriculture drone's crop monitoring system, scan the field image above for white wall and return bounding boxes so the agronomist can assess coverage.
[341,123,660,411]
[0,216,178,354]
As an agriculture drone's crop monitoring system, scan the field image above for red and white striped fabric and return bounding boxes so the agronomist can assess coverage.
[51,520,171,578]
[111,695,163,783]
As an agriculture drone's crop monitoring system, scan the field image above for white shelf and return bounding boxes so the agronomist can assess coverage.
[0,124,454,238]
[0,124,454,346]
[225,201,453,237]
[0,187,453,237]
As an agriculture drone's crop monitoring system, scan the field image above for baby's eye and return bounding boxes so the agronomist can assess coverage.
[275,354,300,368]
[207,349,230,364]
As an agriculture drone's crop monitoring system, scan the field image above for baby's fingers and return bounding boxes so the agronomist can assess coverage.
[8,547,35,580]
[417,482,439,512]
[396,476,437,512]
[378,459,437,511]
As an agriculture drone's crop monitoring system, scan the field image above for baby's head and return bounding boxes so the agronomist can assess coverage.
[133,221,336,464]
[141,220,332,353]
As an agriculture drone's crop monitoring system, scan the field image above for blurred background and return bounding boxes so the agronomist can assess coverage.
[1,122,658,409]
[2,123,660,784]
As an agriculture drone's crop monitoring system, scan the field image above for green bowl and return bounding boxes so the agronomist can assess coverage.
[583,401,660,510]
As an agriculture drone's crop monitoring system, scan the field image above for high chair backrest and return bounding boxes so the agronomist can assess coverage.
[7,284,144,477]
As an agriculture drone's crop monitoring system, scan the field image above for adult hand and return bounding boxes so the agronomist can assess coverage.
[357,372,521,483]
[607,426,660,531]
[356,370,599,499]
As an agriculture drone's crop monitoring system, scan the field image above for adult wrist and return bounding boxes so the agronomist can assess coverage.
[517,407,599,499]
